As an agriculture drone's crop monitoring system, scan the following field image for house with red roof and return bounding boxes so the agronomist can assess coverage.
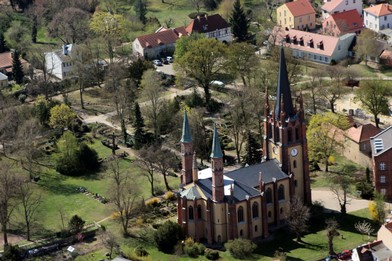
[370,126,392,200]
[364,4,392,32]
[277,0,316,30]
[352,241,392,261]
[344,123,381,168]
[321,0,363,19]
[379,49,392,66]
[271,26,355,64]
[0,51,28,77]
[132,27,188,59]
[185,14,232,43]
[322,9,363,36]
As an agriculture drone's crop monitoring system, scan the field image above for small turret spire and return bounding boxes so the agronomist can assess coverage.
[210,125,223,159]
[181,110,192,143]
[275,46,295,120]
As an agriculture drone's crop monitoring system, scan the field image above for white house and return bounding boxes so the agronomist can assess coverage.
[0,72,8,88]
[322,0,363,19]
[185,14,233,43]
[44,44,75,80]
[271,27,356,64]
[364,4,392,32]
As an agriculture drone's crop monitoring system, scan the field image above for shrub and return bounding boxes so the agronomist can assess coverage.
[183,237,205,257]
[164,191,176,201]
[185,89,204,108]
[145,197,160,208]
[224,238,257,259]
[3,244,22,261]
[134,245,149,257]
[205,248,220,260]
[68,215,85,234]
[188,12,207,19]
[154,220,184,253]
[207,99,222,113]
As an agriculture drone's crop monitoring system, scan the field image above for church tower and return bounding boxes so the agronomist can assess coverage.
[181,111,193,185]
[263,46,311,204]
[211,126,224,202]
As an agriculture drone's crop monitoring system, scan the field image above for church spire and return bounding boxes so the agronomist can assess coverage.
[210,125,223,159]
[275,46,295,120]
[181,110,192,143]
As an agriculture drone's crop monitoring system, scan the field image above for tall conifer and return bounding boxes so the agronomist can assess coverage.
[12,50,24,84]
[229,0,249,42]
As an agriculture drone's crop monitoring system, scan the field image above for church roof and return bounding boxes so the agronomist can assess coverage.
[275,46,296,120]
[210,126,223,158]
[181,111,192,143]
[180,186,202,199]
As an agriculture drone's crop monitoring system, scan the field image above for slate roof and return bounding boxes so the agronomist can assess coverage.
[364,4,392,17]
[181,111,192,143]
[370,126,392,156]
[180,186,202,199]
[186,14,230,34]
[325,9,363,33]
[210,126,223,158]
[136,27,187,49]
[225,159,289,188]
[285,0,316,17]
[346,123,380,143]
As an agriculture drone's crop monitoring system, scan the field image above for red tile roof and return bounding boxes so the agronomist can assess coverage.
[136,27,188,49]
[0,51,27,71]
[346,123,381,143]
[322,0,343,12]
[385,222,392,233]
[285,0,316,17]
[271,27,343,56]
[326,9,363,32]
[364,3,392,17]
[186,14,230,34]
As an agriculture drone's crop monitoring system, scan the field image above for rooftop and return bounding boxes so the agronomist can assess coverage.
[364,3,392,17]
[325,9,364,32]
[285,0,316,17]
[370,126,392,156]
[136,27,188,49]
[186,14,230,34]
[346,123,380,143]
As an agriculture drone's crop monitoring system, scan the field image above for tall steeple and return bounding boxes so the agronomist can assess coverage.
[210,125,223,159]
[181,110,192,143]
[181,111,193,185]
[274,46,295,120]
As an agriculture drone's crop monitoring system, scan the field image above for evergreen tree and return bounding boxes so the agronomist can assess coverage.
[0,32,8,53]
[12,50,24,84]
[134,0,147,24]
[229,0,249,42]
[244,132,261,165]
[133,102,145,149]
[31,17,37,43]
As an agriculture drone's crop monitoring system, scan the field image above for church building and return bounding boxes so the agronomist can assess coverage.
[177,47,312,244]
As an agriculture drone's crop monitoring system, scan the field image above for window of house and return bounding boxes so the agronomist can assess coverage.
[278,184,285,200]
[197,205,202,219]
[240,229,243,237]
[381,188,386,194]
[319,56,322,61]
[294,180,298,187]
[255,225,258,232]
[380,176,386,183]
[189,206,194,220]
[252,203,259,218]
[353,0,355,3]
[345,0,348,5]
[299,17,302,22]
[280,207,283,214]
[284,10,286,16]
[289,17,291,22]
[308,15,310,21]
[314,54,316,59]
[338,45,341,51]
[238,206,244,223]
[325,57,329,62]
[266,188,273,204]
[380,162,386,170]
[268,211,272,218]
[385,16,387,21]
[293,160,297,168]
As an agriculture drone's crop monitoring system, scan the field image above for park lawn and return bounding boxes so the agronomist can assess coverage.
[348,64,376,78]
[65,87,115,115]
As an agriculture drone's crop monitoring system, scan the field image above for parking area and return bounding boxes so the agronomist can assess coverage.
[154,62,174,75]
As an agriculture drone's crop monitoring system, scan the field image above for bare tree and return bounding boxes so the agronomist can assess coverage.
[107,158,139,236]
[329,164,356,214]
[155,147,177,191]
[355,221,374,240]
[136,146,157,196]
[321,66,349,113]
[17,182,41,241]
[0,161,22,246]
[326,218,339,255]
[304,69,325,114]
[101,231,119,259]
[286,197,310,242]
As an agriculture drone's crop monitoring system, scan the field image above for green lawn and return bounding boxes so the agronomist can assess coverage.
[348,64,377,78]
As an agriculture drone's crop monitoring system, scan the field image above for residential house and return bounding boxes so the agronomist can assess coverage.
[378,222,392,250]
[44,44,75,80]
[277,0,316,30]
[352,241,392,261]
[185,14,232,43]
[0,72,8,88]
[132,27,188,59]
[271,27,356,64]
[0,51,28,77]
[177,47,311,244]
[364,4,392,32]
[370,126,392,201]
[322,9,363,36]
[344,123,381,169]
[321,0,362,19]
[379,49,392,66]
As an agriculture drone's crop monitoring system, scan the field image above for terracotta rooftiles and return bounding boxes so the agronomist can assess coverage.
[0,51,27,71]
[364,3,392,17]
[322,0,344,12]
[136,26,188,49]
[328,9,363,32]
[186,14,229,34]
[285,0,316,17]
[346,123,380,143]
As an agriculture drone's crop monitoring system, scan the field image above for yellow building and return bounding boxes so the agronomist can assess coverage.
[277,0,316,30]
[177,47,312,244]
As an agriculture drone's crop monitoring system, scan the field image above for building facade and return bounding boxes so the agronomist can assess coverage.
[177,47,311,244]
[370,127,392,201]
[364,4,392,32]
[321,0,363,19]
[322,9,364,36]
[277,0,316,30]
[44,44,75,80]
[185,14,232,43]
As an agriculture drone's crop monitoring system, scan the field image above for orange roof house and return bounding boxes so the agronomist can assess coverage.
[0,51,28,75]
[277,0,316,30]
[379,49,392,66]
[321,0,363,19]
[322,9,364,36]
[185,14,232,43]
[271,26,356,64]
[364,4,392,32]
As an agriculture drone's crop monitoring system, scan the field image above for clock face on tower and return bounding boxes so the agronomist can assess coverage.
[291,148,298,157]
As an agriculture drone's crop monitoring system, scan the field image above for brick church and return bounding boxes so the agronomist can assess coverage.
[177,47,312,244]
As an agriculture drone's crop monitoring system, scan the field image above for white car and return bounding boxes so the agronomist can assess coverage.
[210,80,224,87]
[167,56,174,63]
[153,59,162,66]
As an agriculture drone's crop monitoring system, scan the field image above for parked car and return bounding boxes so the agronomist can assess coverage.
[167,56,174,63]
[161,57,169,64]
[210,80,224,87]
[153,59,162,66]
[337,250,352,260]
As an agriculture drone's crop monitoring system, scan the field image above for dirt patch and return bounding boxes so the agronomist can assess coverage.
[0,234,26,248]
